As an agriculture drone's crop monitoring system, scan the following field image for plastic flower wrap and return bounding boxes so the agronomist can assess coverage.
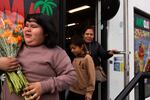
[0,18,28,97]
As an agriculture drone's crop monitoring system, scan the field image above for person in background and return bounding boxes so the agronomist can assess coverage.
[67,35,95,100]
[0,13,77,100]
[83,26,117,100]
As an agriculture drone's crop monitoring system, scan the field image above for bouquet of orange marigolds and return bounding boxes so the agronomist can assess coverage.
[0,18,28,97]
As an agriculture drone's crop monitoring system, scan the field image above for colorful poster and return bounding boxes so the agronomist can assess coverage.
[134,13,150,73]
[0,0,59,33]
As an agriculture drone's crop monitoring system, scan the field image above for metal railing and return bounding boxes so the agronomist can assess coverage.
[115,72,150,100]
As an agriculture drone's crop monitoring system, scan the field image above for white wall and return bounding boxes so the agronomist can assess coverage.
[107,0,150,100]
[107,0,124,99]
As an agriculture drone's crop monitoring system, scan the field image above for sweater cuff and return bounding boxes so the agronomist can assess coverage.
[85,92,93,99]
[40,77,55,94]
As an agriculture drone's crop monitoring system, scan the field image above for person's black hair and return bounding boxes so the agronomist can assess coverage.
[70,35,84,47]
[24,13,58,48]
[83,25,95,35]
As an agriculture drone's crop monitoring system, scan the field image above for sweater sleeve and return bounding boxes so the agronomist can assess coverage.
[40,49,77,94]
[85,54,96,99]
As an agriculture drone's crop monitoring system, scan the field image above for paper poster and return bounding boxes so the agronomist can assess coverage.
[134,13,150,73]
[114,56,124,72]
[0,0,59,33]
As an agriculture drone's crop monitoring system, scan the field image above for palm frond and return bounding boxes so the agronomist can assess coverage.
[45,6,50,16]
[34,0,44,11]
[47,5,53,15]
[41,5,47,14]
[47,1,57,7]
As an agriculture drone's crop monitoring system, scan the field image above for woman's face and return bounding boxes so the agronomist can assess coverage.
[23,19,45,46]
[83,28,94,43]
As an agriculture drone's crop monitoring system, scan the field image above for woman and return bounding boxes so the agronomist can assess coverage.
[83,26,117,100]
[0,13,77,100]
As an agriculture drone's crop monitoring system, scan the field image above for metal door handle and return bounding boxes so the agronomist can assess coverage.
[114,51,131,54]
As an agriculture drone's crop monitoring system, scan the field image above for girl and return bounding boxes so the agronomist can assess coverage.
[0,13,77,100]
[67,36,95,100]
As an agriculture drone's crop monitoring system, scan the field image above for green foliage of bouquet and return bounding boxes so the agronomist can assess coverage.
[0,18,28,97]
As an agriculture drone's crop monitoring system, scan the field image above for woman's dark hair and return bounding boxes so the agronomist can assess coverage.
[83,25,95,35]
[24,13,58,48]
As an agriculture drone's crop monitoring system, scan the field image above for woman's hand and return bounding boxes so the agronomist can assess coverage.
[0,57,19,71]
[108,49,118,55]
[23,82,42,100]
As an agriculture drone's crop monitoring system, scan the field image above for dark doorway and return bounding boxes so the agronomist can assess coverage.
[65,0,97,61]
[65,0,96,37]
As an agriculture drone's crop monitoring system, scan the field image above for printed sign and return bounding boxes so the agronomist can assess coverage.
[114,56,124,72]
[134,13,150,73]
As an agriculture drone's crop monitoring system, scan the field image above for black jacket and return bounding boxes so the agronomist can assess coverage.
[85,41,113,66]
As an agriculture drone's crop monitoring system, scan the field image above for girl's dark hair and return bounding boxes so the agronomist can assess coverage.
[70,35,84,47]
[24,13,58,48]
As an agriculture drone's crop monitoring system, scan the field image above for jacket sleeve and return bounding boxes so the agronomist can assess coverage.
[85,54,96,99]
[40,49,77,94]
[97,42,113,60]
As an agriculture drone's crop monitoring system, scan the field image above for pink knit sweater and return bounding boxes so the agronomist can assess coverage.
[1,45,77,100]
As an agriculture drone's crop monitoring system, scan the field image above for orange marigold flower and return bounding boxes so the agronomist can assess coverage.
[1,30,12,37]
[7,36,18,44]
[3,19,9,24]
[17,35,22,45]
[14,28,19,33]
[17,20,23,25]
[17,24,23,29]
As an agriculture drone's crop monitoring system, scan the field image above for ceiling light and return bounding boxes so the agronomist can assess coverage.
[66,23,79,27]
[68,5,90,13]
[67,23,76,27]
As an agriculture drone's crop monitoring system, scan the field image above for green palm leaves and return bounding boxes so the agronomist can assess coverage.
[34,0,57,16]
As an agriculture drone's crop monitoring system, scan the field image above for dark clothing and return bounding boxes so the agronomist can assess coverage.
[85,41,113,100]
[85,41,112,67]
[92,81,99,100]
[67,91,85,100]
[0,71,3,75]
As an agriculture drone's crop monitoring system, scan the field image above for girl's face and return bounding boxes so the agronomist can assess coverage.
[83,29,94,43]
[23,19,46,47]
[70,44,84,56]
